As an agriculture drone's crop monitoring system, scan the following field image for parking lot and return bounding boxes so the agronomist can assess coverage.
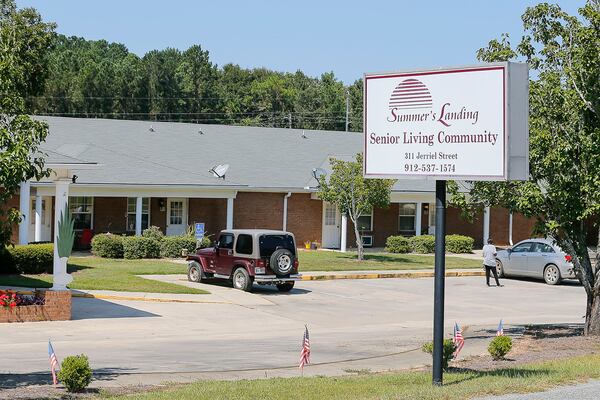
[1,276,586,386]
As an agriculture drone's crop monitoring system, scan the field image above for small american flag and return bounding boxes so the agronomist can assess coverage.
[497,319,504,336]
[299,325,311,369]
[48,340,59,385]
[453,322,465,358]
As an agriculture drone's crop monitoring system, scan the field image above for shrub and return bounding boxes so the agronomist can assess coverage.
[0,244,54,274]
[160,235,198,258]
[198,235,212,249]
[142,226,164,242]
[122,236,161,259]
[91,234,124,258]
[422,339,456,370]
[385,236,410,253]
[488,335,512,360]
[446,234,474,253]
[409,235,435,253]
[57,354,93,392]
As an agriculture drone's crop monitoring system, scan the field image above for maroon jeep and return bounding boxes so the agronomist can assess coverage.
[186,229,301,292]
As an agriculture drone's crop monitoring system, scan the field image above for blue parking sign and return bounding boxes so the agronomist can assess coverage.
[195,223,205,239]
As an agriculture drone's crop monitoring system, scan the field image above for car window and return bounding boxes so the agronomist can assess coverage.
[532,243,555,253]
[219,233,234,250]
[512,242,533,253]
[235,234,253,255]
[259,234,296,258]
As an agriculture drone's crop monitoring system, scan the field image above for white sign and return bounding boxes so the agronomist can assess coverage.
[363,62,528,181]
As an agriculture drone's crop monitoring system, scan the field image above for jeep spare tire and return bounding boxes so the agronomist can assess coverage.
[270,249,295,276]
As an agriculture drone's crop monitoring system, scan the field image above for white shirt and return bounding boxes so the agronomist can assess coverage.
[482,244,497,267]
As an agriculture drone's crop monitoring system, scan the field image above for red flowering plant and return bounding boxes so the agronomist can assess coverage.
[0,290,44,308]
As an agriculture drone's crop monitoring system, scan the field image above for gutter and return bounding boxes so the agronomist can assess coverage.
[283,192,292,231]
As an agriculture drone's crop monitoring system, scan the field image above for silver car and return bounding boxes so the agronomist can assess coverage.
[495,238,576,285]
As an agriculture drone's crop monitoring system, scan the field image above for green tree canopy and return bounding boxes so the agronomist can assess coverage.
[449,1,600,334]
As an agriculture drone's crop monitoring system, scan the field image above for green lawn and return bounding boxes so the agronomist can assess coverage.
[0,257,207,294]
[102,354,600,400]
[298,250,481,271]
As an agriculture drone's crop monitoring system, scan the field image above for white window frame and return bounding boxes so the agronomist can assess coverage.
[69,196,94,230]
[126,197,151,232]
[398,202,417,234]
[361,235,373,247]
[357,208,374,231]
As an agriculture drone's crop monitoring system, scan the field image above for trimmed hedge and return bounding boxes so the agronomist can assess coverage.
[422,339,456,370]
[160,235,198,258]
[57,354,93,392]
[91,234,124,258]
[409,235,436,253]
[385,236,410,253]
[142,226,164,242]
[1,244,54,274]
[446,234,474,253]
[488,335,512,360]
[122,236,161,259]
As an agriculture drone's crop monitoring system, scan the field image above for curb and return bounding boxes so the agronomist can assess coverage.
[301,270,484,281]
[9,290,230,304]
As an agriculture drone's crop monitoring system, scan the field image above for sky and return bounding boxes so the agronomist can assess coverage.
[17,0,584,84]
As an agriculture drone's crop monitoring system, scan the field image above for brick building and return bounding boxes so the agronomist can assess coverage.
[10,116,535,249]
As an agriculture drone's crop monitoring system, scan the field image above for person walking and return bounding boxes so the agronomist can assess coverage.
[483,238,502,287]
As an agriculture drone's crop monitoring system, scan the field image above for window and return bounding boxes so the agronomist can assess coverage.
[259,234,296,258]
[532,243,554,253]
[169,201,183,225]
[398,203,416,233]
[218,233,234,249]
[235,234,253,255]
[324,204,337,226]
[126,198,150,232]
[512,242,533,253]
[362,235,373,247]
[69,197,93,230]
[357,209,373,231]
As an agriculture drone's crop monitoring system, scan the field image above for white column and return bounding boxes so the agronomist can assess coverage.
[226,198,234,230]
[34,194,43,242]
[483,206,491,244]
[340,213,348,252]
[508,212,514,246]
[282,193,291,231]
[18,181,31,245]
[135,196,143,236]
[415,202,423,236]
[52,179,73,291]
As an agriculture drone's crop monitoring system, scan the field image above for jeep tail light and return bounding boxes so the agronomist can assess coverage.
[565,254,572,263]
[294,259,299,268]
[256,259,266,268]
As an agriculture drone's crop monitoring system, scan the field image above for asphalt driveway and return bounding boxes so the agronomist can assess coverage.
[1,276,586,388]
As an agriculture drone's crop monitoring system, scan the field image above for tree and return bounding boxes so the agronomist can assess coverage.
[317,153,395,260]
[0,0,54,245]
[449,1,600,334]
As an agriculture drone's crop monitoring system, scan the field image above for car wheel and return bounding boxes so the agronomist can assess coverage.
[544,264,561,285]
[270,249,295,276]
[232,267,253,292]
[276,282,295,292]
[496,260,505,278]
[187,261,204,283]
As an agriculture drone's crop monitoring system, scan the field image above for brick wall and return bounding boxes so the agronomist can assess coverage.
[151,198,167,233]
[286,193,322,246]
[512,212,537,243]
[94,197,127,233]
[447,207,484,247]
[0,290,71,323]
[234,192,284,230]
[189,198,227,239]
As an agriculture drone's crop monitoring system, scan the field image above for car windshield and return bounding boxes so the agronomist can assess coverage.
[259,234,296,258]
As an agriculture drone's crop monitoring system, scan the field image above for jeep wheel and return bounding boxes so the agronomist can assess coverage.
[270,249,295,276]
[232,267,253,292]
[187,261,204,283]
[276,282,295,292]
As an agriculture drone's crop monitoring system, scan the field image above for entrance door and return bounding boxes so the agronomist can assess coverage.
[166,198,187,236]
[322,202,341,249]
[28,197,52,242]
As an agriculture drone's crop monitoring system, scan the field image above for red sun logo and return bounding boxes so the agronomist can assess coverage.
[388,78,432,110]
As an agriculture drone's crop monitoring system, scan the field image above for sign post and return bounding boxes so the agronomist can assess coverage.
[363,62,529,385]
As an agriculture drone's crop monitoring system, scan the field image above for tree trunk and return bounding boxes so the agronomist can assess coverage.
[353,220,364,261]
[585,292,600,335]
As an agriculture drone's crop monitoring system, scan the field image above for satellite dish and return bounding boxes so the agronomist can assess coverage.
[312,168,327,182]
[209,164,229,179]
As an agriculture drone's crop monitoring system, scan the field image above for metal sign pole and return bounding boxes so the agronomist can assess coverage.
[432,179,446,385]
